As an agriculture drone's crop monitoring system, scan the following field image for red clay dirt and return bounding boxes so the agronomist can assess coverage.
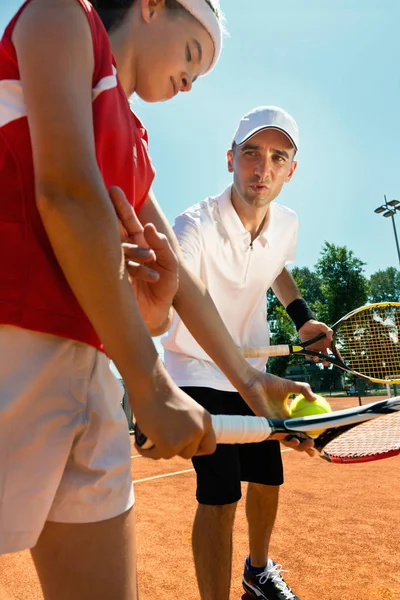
[1,396,399,600]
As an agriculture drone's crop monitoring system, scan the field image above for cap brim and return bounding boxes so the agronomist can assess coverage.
[235,126,298,151]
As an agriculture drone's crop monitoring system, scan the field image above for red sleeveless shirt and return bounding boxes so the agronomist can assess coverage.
[0,0,155,349]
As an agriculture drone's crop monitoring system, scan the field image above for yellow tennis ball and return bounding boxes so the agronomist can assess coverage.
[289,394,332,438]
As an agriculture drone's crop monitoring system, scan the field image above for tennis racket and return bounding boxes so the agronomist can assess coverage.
[134,397,400,464]
[242,302,400,384]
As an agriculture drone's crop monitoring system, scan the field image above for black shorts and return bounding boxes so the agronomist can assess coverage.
[182,386,284,506]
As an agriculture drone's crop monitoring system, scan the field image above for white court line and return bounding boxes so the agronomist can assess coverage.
[133,448,294,484]
[134,469,194,484]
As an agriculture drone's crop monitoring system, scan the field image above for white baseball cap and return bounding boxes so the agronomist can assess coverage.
[232,106,299,151]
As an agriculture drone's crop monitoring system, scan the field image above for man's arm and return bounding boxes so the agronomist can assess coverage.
[272,268,332,352]
[271,267,301,308]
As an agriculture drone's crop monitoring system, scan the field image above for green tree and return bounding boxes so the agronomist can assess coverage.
[368,267,400,303]
[314,242,369,325]
[266,243,368,381]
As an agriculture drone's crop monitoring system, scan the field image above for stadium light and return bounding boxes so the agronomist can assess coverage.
[373,195,400,268]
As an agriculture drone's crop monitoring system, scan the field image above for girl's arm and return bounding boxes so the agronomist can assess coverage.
[13,0,215,459]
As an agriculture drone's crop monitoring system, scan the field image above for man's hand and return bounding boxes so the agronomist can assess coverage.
[298,319,333,363]
[108,186,178,335]
[239,369,317,456]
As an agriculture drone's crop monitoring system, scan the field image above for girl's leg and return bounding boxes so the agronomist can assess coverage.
[31,508,137,600]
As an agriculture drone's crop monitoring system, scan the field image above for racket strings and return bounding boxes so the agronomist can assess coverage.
[323,412,400,462]
[334,305,400,380]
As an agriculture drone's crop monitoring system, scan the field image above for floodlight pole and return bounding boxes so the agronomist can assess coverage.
[386,196,400,268]
[374,195,400,268]
[391,218,400,268]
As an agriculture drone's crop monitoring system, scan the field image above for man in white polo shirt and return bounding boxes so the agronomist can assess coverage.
[162,106,331,600]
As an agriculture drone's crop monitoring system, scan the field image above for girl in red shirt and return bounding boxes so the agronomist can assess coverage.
[0,1,224,597]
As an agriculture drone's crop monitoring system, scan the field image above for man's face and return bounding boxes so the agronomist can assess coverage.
[227,128,298,209]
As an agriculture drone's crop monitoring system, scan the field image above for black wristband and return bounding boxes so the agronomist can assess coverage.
[285,298,315,331]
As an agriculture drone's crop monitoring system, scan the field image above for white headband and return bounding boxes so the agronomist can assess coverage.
[177,0,223,73]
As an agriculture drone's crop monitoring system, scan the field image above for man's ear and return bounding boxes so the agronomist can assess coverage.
[227,149,234,173]
[285,159,298,183]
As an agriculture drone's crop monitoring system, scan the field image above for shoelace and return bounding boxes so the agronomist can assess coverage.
[257,562,296,600]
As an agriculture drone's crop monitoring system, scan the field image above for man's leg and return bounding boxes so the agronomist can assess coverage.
[241,443,300,599]
[31,508,137,600]
[181,387,243,600]
[192,501,237,600]
[246,483,279,567]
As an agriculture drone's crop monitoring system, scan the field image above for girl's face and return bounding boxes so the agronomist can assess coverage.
[134,2,215,102]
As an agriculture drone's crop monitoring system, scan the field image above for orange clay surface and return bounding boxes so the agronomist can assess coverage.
[1,396,399,600]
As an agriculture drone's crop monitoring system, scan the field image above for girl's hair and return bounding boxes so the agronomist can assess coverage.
[90,0,142,32]
[91,0,221,33]
[91,0,225,72]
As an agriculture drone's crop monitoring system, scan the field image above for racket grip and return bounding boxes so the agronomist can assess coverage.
[211,414,273,443]
[241,344,290,358]
[134,425,154,450]
[134,415,274,450]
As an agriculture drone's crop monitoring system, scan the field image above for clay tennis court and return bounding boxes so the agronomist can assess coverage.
[1,395,399,600]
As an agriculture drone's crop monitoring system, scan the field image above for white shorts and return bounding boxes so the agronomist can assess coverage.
[0,325,134,554]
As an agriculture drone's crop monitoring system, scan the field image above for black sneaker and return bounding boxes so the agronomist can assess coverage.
[242,557,300,600]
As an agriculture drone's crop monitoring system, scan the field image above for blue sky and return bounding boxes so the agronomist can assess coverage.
[1,0,400,279]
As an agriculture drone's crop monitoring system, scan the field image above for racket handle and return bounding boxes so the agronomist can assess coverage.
[212,414,273,443]
[134,414,274,450]
[242,344,291,358]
